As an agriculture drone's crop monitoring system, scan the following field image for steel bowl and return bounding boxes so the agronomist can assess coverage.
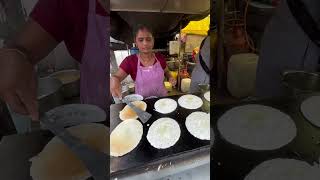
[49,69,80,99]
[128,83,135,93]
[198,83,210,94]
[198,84,210,112]
[166,60,178,71]
[202,91,210,113]
[37,77,64,114]
[187,62,196,74]
[282,70,320,98]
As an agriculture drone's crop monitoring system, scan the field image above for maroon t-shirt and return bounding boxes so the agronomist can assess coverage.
[30,0,107,62]
[119,53,167,81]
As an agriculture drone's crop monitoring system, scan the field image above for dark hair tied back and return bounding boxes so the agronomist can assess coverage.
[133,24,154,39]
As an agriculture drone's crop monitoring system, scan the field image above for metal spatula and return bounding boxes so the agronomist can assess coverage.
[40,114,108,180]
[122,99,152,123]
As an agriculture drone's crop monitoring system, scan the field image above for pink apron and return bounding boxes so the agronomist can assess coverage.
[80,0,109,111]
[135,54,167,98]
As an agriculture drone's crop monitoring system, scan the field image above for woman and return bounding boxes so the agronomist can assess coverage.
[0,0,108,122]
[110,25,176,99]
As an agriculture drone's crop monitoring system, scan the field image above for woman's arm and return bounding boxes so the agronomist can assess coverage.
[0,18,59,120]
[5,18,58,65]
[110,68,128,98]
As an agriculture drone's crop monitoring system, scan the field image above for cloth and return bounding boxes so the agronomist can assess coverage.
[256,0,320,98]
[135,54,167,98]
[80,0,109,111]
[30,0,107,62]
[119,53,167,81]
[190,36,211,93]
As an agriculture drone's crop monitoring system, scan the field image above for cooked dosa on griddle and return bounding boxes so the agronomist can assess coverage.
[119,100,147,121]
[301,96,320,127]
[185,112,210,140]
[245,158,320,180]
[178,94,203,109]
[204,91,210,102]
[110,119,143,157]
[217,104,297,150]
[30,123,108,180]
[154,98,177,114]
[147,118,180,149]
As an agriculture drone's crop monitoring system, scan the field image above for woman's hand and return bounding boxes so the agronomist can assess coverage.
[110,69,128,99]
[0,49,39,121]
[110,76,122,99]
[169,76,177,87]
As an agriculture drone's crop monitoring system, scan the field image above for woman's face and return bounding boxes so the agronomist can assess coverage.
[135,29,154,54]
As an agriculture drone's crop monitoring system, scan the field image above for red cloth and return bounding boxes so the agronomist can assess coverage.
[119,53,167,81]
[30,0,107,62]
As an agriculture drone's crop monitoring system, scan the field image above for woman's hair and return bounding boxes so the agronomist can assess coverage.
[133,24,154,39]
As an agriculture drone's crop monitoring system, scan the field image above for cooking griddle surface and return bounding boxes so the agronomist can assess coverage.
[211,97,320,179]
[110,94,210,175]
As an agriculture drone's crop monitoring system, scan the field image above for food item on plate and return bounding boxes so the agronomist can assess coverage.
[30,123,108,180]
[244,158,320,180]
[52,72,80,84]
[147,118,180,149]
[217,104,297,150]
[110,119,143,157]
[154,98,177,114]
[185,112,210,140]
[119,100,147,120]
[300,96,320,127]
[178,94,203,109]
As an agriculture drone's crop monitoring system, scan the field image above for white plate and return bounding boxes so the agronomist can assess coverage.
[44,104,106,128]
[123,94,144,102]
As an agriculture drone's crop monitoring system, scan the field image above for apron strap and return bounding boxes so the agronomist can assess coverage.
[89,0,96,13]
[199,37,210,75]
[287,0,320,47]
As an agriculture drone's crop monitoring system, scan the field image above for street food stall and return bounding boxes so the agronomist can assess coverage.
[108,0,212,179]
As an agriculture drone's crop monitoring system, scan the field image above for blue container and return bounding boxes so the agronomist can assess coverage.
[130,47,139,55]
[130,43,139,55]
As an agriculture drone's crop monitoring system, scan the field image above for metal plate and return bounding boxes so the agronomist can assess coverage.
[110,94,210,176]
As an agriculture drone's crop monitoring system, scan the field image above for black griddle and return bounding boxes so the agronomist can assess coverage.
[110,94,210,176]
[211,97,320,180]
